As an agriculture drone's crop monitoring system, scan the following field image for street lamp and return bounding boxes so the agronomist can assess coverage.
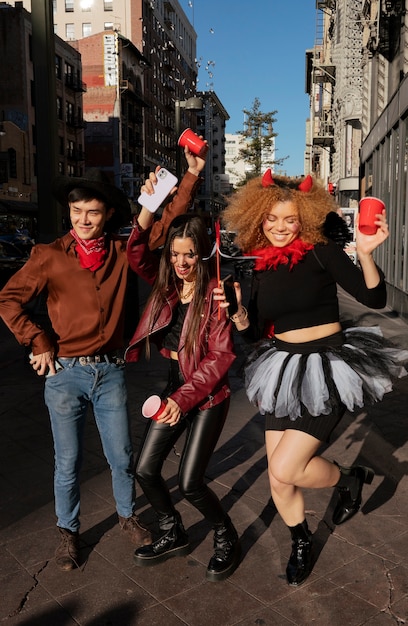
[175,97,203,179]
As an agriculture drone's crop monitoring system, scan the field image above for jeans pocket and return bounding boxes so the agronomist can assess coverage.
[45,360,65,378]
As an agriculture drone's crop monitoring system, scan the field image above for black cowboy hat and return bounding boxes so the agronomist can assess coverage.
[52,169,131,231]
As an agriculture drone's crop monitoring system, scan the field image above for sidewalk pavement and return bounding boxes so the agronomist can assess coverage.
[1,285,408,626]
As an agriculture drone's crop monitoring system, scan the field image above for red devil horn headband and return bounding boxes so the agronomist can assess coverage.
[297,175,313,192]
[261,168,274,187]
[261,169,313,193]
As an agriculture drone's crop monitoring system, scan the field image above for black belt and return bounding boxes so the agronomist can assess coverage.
[76,354,124,365]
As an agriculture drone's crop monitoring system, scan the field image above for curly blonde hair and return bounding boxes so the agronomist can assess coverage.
[222,174,338,252]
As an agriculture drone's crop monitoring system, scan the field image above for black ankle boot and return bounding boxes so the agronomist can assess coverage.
[286,520,313,586]
[332,462,374,525]
[133,511,189,567]
[206,516,241,582]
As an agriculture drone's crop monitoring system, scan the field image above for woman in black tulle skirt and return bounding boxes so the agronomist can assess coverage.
[222,170,408,586]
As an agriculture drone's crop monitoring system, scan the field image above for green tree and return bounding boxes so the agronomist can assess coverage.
[235,98,286,184]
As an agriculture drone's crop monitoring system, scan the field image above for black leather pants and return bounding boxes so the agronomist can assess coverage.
[136,361,230,526]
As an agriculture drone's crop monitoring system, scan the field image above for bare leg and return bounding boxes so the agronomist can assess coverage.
[265,430,340,526]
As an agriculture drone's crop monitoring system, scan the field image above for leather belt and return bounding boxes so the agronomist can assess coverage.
[77,354,124,365]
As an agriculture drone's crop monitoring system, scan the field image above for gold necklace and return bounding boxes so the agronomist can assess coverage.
[179,281,195,301]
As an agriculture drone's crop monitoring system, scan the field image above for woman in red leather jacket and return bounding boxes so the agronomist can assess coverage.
[125,176,240,582]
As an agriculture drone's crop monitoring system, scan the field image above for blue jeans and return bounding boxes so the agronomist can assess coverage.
[44,358,135,532]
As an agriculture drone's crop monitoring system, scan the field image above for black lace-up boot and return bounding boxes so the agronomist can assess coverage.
[332,462,374,525]
[133,511,189,566]
[286,520,313,586]
[206,515,240,582]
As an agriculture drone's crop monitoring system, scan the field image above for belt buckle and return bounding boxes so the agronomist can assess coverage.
[79,356,87,366]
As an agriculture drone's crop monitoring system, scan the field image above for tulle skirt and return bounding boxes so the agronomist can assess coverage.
[245,327,408,422]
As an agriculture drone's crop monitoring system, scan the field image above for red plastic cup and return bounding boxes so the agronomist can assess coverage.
[358,196,385,235]
[178,128,208,158]
[142,395,167,420]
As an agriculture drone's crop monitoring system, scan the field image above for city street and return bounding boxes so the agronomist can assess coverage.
[1,273,408,625]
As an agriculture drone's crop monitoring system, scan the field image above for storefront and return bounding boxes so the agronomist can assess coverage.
[360,76,408,321]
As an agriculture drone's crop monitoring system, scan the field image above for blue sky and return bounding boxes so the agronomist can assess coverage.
[179,0,316,176]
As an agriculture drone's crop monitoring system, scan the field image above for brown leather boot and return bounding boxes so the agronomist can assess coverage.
[118,513,152,546]
[55,527,80,571]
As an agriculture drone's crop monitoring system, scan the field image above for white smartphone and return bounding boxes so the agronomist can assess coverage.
[137,168,178,213]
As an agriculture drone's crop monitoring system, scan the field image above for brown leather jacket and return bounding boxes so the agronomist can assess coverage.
[126,224,236,414]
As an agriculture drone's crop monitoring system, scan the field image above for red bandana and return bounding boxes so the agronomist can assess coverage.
[247,238,314,271]
[70,229,107,271]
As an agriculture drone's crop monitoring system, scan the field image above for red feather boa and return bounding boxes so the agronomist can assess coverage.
[247,238,314,271]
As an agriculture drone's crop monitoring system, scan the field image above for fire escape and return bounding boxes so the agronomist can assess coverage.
[309,1,335,187]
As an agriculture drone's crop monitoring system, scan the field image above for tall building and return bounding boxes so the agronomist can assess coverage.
[0,1,85,237]
[225,134,248,188]
[306,0,362,207]
[73,31,148,200]
[196,90,229,227]
[21,0,200,179]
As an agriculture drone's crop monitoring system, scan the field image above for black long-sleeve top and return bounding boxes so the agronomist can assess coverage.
[243,239,387,341]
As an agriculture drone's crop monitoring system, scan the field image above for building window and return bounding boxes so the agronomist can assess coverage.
[82,23,92,37]
[65,0,74,12]
[0,154,8,184]
[104,22,113,30]
[66,23,75,39]
[56,97,63,120]
[66,101,74,125]
[65,62,74,87]
[67,139,74,158]
[104,0,113,10]
[55,55,62,80]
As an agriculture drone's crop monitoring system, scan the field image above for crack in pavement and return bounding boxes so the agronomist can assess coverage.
[7,560,50,619]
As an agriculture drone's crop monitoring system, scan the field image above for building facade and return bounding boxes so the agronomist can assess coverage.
[33,0,200,177]
[18,0,231,225]
[0,1,85,237]
[306,0,408,320]
[225,134,248,188]
[360,0,408,319]
[74,31,148,202]
[196,91,229,228]
[306,0,362,208]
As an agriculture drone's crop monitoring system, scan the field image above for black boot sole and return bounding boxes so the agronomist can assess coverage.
[133,542,190,567]
[332,465,374,525]
[287,573,311,586]
[206,543,241,582]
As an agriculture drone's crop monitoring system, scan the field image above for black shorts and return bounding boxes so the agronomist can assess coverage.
[264,403,346,443]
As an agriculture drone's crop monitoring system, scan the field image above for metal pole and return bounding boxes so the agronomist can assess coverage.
[31,0,59,241]
[175,100,181,180]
